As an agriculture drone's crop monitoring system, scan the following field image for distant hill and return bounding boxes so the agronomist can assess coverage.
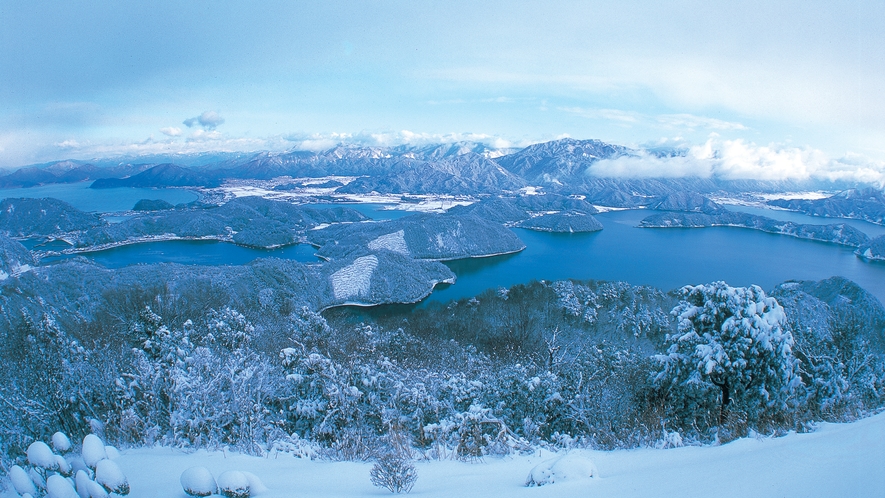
[497,138,632,185]
[768,187,885,225]
[0,197,106,237]
[90,163,221,189]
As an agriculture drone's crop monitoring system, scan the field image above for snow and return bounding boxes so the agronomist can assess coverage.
[52,432,72,453]
[105,446,121,460]
[367,230,409,255]
[9,465,37,496]
[54,454,71,475]
[76,471,109,498]
[94,459,128,494]
[81,435,107,468]
[525,454,598,486]
[330,255,378,300]
[180,466,217,496]
[213,179,473,212]
[217,470,250,498]
[27,441,57,469]
[46,474,79,498]
[1,412,872,498]
[241,472,268,495]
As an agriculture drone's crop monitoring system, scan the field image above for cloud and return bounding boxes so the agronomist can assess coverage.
[159,126,182,137]
[656,114,747,131]
[187,129,223,142]
[589,138,885,185]
[55,139,81,149]
[560,107,747,132]
[183,111,225,130]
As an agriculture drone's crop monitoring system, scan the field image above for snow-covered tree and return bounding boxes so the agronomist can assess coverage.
[655,282,801,431]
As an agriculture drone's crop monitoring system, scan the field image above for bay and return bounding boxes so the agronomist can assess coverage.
[0,181,198,213]
[427,209,885,305]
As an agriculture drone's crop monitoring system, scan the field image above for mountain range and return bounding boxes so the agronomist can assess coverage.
[1,138,878,213]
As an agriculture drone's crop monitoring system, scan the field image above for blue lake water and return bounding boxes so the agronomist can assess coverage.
[0,182,198,212]
[5,186,884,304]
[428,209,885,305]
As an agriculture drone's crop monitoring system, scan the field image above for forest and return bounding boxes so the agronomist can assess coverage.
[2,273,883,475]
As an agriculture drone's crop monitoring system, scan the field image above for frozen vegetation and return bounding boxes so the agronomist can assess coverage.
[639,210,871,248]
[515,211,603,233]
[2,139,885,496]
[768,187,885,225]
[0,198,104,237]
[0,234,34,281]
[308,213,525,261]
[1,274,883,493]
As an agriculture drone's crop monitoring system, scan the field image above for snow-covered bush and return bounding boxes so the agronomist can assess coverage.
[9,465,37,496]
[180,466,217,497]
[655,282,802,434]
[76,470,110,498]
[51,433,71,454]
[82,435,108,469]
[217,471,250,498]
[95,459,129,495]
[370,454,418,494]
[525,454,598,487]
[45,474,78,498]
[27,442,58,471]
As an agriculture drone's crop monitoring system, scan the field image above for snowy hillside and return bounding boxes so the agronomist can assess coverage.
[4,413,881,497]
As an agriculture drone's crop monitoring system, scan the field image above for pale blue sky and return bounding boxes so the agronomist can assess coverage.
[1,1,884,176]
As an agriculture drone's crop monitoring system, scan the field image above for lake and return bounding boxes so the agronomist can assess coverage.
[429,209,885,304]
[6,184,885,304]
[0,181,198,212]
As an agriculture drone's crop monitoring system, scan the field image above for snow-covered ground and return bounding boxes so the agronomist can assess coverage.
[330,255,378,299]
[212,178,474,213]
[7,412,881,497]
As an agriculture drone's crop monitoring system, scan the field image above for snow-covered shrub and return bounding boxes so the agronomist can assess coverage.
[82,435,108,469]
[9,465,38,496]
[217,471,250,498]
[95,459,129,495]
[76,470,110,498]
[424,404,523,461]
[655,282,802,434]
[51,432,72,454]
[655,429,685,449]
[525,454,598,487]
[46,474,78,498]
[370,454,418,494]
[180,467,217,497]
[27,441,58,471]
[180,467,218,496]
[482,364,566,442]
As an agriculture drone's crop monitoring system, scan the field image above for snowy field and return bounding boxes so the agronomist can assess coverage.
[8,412,882,498]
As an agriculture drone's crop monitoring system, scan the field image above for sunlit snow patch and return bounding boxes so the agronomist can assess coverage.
[525,454,599,487]
[367,230,409,255]
[331,255,378,300]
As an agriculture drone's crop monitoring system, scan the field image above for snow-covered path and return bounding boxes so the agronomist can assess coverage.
[6,412,883,497]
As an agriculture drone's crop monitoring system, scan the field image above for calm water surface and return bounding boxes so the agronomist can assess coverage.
[0,182,198,212]
[10,192,884,304]
[428,209,885,304]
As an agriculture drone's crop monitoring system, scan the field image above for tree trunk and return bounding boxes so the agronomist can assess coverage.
[710,376,730,425]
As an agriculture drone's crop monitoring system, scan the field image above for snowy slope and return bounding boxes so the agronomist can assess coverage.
[7,413,880,497]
